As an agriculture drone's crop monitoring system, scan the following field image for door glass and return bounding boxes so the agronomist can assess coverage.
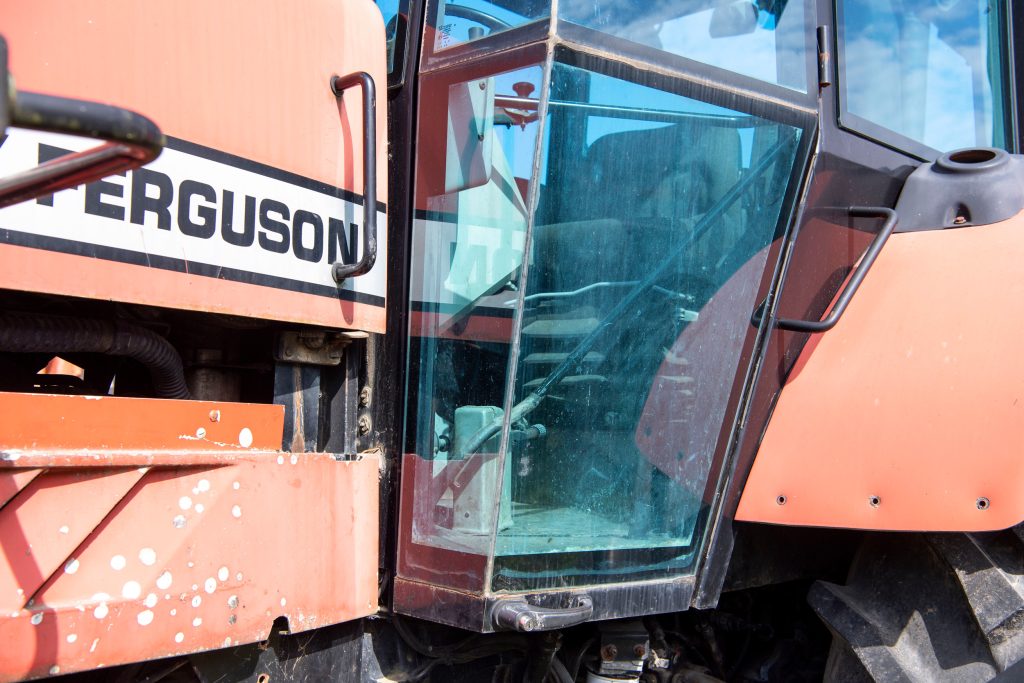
[400,55,807,594]
[559,0,809,91]
[837,0,1012,153]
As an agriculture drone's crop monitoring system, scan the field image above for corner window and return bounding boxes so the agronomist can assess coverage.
[837,0,1014,156]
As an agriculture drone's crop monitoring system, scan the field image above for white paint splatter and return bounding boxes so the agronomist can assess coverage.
[193,617,202,627]
[66,634,77,644]
[277,455,285,465]
[144,593,158,608]
[204,578,217,594]
[187,561,195,568]
[110,555,126,571]
[137,610,154,626]
[232,481,240,490]
[195,427,207,439]
[236,572,243,581]
[171,608,177,616]
[156,570,173,590]
[93,603,109,619]
[195,504,205,514]
[49,666,60,675]
[239,427,254,448]
[191,596,202,608]
[90,638,99,653]
[197,479,211,493]
[290,454,298,465]
[223,637,232,647]
[228,595,239,609]
[122,581,142,599]
[192,584,198,591]
[139,548,157,565]
[59,525,69,535]
[30,613,43,626]
[173,515,186,529]
[280,598,287,607]
[178,496,192,511]
[175,632,185,643]
[217,566,229,582]
[64,558,80,574]
[231,505,242,518]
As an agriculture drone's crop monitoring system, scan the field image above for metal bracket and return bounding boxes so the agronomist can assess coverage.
[274,331,363,366]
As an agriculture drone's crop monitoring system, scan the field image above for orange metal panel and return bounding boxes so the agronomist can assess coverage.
[1,0,388,199]
[737,212,1024,531]
[0,393,380,680]
[0,471,42,509]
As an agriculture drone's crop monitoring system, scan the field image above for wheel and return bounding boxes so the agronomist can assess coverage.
[809,526,1024,682]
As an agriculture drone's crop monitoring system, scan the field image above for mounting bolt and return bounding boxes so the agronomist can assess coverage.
[776,494,787,506]
[977,497,990,510]
[359,386,371,408]
[633,644,647,658]
[358,415,371,435]
[869,495,881,508]
[600,644,618,661]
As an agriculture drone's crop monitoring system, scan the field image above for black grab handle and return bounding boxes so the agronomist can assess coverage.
[775,206,897,333]
[0,36,164,209]
[491,594,594,632]
[330,71,378,283]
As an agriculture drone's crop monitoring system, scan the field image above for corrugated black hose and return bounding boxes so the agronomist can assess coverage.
[0,312,191,399]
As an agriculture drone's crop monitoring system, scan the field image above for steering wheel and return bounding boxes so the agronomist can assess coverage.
[442,4,513,34]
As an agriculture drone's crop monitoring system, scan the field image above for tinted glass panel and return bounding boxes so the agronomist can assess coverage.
[399,54,806,594]
[559,0,809,91]
[430,0,550,53]
[838,0,1013,153]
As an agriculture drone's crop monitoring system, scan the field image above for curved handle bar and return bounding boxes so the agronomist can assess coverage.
[775,206,898,332]
[330,71,378,283]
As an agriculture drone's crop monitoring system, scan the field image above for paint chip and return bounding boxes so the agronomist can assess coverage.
[223,637,232,647]
[232,481,240,490]
[157,571,173,590]
[137,610,154,626]
[218,566,229,582]
[236,572,243,581]
[175,632,185,643]
[197,479,211,493]
[171,608,177,616]
[64,558,80,574]
[49,667,60,675]
[110,555,126,571]
[205,578,217,594]
[290,454,298,465]
[173,515,186,529]
[93,603,109,619]
[66,634,77,644]
[30,612,43,626]
[191,596,202,608]
[228,595,238,609]
[193,617,202,627]
[59,525,69,535]
[144,593,159,608]
[178,496,192,511]
[239,427,253,448]
[280,598,286,607]
[231,505,242,519]
[90,638,99,653]
[277,455,285,465]
[195,503,205,514]
[122,581,142,600]
[139,548,157,566]
[195,427,206,439]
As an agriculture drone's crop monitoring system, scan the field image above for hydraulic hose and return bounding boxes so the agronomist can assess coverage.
[0,312,191,399]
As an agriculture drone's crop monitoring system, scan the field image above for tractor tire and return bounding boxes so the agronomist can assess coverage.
[808,526,1024,682]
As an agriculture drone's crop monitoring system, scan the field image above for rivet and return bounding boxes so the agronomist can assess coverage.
[775,495,787,506]
[869,495,881,508]
[977,497,990,510]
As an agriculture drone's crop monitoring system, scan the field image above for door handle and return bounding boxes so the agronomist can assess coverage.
[491,594,593,632]
[330,71,378,282]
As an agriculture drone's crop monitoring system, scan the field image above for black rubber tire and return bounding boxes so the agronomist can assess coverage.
[809,527,1024,682]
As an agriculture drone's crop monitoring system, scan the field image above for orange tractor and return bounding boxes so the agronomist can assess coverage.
[1,1,1022,681]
